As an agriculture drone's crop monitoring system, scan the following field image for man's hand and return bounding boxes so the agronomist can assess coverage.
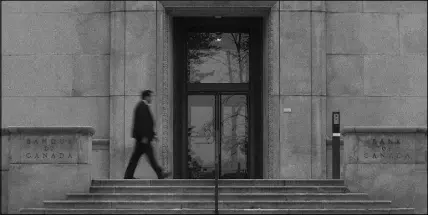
[142,137,148,144]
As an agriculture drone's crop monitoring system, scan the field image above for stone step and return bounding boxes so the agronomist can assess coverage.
[67,193,369,201]
[19,208,416,214]
[43,200,393,209]
[89,185,351,193]
[91,179,345,187]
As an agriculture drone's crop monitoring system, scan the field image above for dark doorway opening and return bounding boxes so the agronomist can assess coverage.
[173,17,263,179]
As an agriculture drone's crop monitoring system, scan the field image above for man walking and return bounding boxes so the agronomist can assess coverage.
[124,90,170,179]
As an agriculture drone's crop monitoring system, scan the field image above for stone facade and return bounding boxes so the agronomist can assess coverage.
[2,126,94,213]
[342,126,427,213]
[2,1,427,180]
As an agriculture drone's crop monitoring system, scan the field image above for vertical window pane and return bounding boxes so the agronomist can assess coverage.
[188,95,215,179]
[221,95,248,179]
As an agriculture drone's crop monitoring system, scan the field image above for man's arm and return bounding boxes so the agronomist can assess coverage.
[138,103,153,143]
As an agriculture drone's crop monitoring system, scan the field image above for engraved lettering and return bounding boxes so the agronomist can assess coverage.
[396,153,402,159]
[21,136,79,163]
[362,138,411,163]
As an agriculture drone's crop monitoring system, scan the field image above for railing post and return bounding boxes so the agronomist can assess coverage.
[332,111,341,179]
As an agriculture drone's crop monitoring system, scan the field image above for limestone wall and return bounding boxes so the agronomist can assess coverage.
[1,1,111,140]
[92,139,110,179]
[324,1,427,178]
[274,1,327,179]
[326,1,427,137]
[267,0,426,179]
[109,1,171,179]
[4,126,94,213]
[342,126,427,213]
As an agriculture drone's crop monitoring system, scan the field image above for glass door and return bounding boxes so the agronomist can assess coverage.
[187,94,248,179]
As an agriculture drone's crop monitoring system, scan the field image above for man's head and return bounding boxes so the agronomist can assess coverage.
[141,90,153,104]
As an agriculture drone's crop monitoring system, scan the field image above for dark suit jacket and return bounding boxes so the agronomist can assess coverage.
[132,100,155,142]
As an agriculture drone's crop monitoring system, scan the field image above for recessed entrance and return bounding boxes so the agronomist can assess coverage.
[173,17,263,179]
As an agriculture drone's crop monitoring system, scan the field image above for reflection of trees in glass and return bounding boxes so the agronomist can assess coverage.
[186,32,250,178]
[187,127,203,179]
[221,99,248,179]
[221,95,248,155]
[187,32,249,83]
[227,33,249,83]
[187,33,220,83]
[187,98,247,179]
[196,96,248,176]
[223,33,249,178]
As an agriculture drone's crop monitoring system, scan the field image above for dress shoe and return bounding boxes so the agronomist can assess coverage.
[158,172,171,179]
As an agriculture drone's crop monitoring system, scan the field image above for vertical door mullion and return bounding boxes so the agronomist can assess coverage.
[214,93,220,180]
[218,93,222,178]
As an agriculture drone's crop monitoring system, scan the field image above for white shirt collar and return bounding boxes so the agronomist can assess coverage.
[142,100,149,105]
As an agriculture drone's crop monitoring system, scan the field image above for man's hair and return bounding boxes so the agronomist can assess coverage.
[141,90,153,100]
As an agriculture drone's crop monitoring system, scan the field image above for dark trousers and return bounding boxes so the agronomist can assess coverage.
[124,140,163,179]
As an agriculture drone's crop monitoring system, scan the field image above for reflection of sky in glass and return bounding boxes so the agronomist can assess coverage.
[188,96,215,173]
[188,33,249,83]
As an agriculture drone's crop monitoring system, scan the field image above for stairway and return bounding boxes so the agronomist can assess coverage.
[21,179,414,214]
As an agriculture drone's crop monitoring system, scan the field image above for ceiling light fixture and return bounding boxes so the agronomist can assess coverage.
[215,32,222,42]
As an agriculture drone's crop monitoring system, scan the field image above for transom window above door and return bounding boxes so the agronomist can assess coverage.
[187,32,250,84]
